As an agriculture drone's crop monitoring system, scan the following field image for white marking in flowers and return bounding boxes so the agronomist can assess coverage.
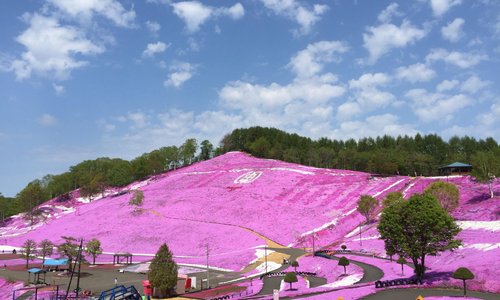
[234,171,263,184]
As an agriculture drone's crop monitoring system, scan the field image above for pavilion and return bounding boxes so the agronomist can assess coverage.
[438,162,472,176]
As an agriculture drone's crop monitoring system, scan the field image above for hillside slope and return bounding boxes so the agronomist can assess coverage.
[1,152,498,277]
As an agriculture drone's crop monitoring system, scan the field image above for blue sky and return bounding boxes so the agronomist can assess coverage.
[1,0,499,196]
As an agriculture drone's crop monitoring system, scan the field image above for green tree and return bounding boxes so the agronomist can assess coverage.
[180,138,198,166]
[452,267,474,296]
[338,256,350,275]
[424,181,460,213]
[22,239,37,269]
[283,272,298,290]
[378,193,461,282]
[85,238,102,265]
[357,195,378,223]
[396,256,407,275]
[471,151,499,198]
[129,190,144,211]
[199,140,214,161]
[80,173,106,201]
[39,239,54,264]
[17,181,45,224]
[382,192,403,209]
[148,243,178,297]
[291,260,299,272]
[386,246,396,262]
[57,236,79,269]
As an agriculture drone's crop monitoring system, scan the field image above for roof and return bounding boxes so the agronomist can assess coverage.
[439,162,472,169]
[28,268,45,274]
[43,258,68,266]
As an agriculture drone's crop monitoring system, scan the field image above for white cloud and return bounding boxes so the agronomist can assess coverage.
[142,42,169,57]
[145,21,161,33]
[287,40,349,78]
[363,20,426,63]
[52,83,65,95]
[164,61,196,88]
[378,3,402,23]
[216,3,245,20]
[171,1,245,33]
[48,0,136,27]
[406,88,472,122]
[338,73,395,119]
[332,114,418,140]
[441,18,464,42]
[39,114,58,127]
[460,75,490,94]
[8,13,104,80]
[426,49,487,68]
[436,79,459,92]
[429,0,462,17]
[260,0,328,35]
[395,63,436,83]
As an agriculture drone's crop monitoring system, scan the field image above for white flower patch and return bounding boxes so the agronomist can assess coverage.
[372,179,405,198]
[269,167,314,175]
[319,273,363,288]
[303,207,358,238]
[234,171,263,184]
[457,221,500,232]
[465,243,500,251]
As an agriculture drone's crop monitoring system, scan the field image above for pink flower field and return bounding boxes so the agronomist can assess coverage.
[0,151,498,297]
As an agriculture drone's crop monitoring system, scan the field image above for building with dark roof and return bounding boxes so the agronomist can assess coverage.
[438,162,472,176]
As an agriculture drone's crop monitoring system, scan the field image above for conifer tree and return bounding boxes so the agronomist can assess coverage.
[149,243,178,297]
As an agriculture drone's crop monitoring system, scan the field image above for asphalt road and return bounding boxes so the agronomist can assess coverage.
[361,287,500,300]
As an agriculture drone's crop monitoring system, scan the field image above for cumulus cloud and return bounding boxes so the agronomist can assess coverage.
[429,0,462,17]
[47,0,136,27]
[142,41,169,57]
[145,21,161,33]
[38,114,58,127]
[406,88,472,122]
[164,61,196,88]
[460,75,490,94]
[337,73,395,120]
[6,13,104,80]
[260,0,328,35]
[363,20,426,63]
[426,48,487,68]
[441,18,464,42]
[436,79,459,92]
[332,114,418,140]
[378,3,402,23]
[171,1,244,33]
[395,63,436,83]
[287,40,349,78]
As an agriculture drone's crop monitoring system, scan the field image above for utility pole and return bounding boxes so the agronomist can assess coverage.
[75,239,83,299]
[206,244,210,289]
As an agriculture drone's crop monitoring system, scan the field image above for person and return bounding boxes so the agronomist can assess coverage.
[115,277,118,286]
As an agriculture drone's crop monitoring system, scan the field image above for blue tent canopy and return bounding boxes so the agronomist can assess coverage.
[43,258,68,266]
[28,268,45,274]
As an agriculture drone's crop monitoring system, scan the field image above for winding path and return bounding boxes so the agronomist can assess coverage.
[361,288,500,300]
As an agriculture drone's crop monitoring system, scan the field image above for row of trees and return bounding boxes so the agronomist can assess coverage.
[220,127,500,178]
[3,127,498,220]
[21,237,103,268]
[3,138,215,221]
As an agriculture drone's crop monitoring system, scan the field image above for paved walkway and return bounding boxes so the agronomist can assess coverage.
[361,287,500,300]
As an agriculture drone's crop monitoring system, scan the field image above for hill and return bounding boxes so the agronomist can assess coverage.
[0,151,498,292]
